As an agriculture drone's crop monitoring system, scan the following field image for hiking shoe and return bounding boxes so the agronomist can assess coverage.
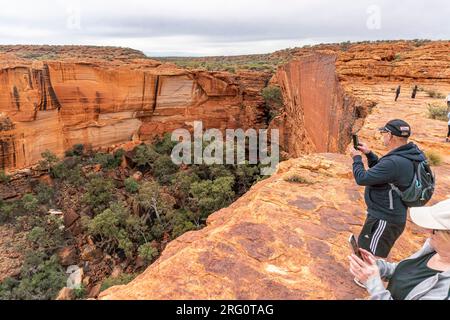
[353,278,367,289]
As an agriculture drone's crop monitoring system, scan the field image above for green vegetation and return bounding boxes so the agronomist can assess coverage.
[0,131,269,298]
[425,90,446,99]
[38,150,59,172]
[283,174,313,184]
[0,215,67,300]
[100,273,137,292]
[0,170,10,183]
[425,150,443,166]
[65,144,85,157]
[158,53,290,74]
[137,243,159,263]
[73,285,87,300]
[428,103,448,121]
[124,177,140,193]
[82,202,148,258]
[262,85,284,122]
[93,149,125,170]
[83,176,116,214]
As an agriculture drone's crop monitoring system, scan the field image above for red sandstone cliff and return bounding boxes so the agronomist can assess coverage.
[0,50,270,171]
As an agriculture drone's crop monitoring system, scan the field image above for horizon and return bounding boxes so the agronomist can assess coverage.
[0,0,449,56]
[1,38,447,58]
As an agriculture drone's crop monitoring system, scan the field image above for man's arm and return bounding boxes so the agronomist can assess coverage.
[352,156,397,186]
[366,151,379,168]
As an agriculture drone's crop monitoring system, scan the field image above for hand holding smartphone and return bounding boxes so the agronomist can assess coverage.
[348,234,363,259]
[352,134,360,150]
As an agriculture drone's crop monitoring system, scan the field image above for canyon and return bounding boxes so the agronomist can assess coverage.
[1,41,450,299]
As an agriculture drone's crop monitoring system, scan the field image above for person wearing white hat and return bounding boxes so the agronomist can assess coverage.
[348,198,450,300]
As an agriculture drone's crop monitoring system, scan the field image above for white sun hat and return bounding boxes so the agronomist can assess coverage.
[410,198,450,230]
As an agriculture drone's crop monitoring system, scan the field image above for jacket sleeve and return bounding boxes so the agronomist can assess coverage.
[366,276,394,300]
[364,260,398,300]
[352,156,397,186]
[376,259,398,279]
[366,151,379,168]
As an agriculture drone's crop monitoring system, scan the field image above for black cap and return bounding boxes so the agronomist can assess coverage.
[378,119,411,137]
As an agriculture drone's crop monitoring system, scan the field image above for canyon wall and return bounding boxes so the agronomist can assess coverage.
[0,55,269,171]
[272,53,363,157]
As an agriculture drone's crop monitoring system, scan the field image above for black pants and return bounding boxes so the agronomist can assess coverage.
[447,125,450,138]
[358,215,406,258]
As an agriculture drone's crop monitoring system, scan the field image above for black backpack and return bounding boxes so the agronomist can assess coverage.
[389,157,435,207]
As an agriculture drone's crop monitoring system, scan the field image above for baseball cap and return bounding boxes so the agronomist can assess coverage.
[378,119,411,138]
[410,199,450,230]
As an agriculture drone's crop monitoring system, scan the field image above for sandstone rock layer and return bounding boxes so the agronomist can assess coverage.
[0,54,269,171]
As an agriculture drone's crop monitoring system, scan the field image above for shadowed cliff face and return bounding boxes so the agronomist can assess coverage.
[0,59,270,171]
[272,53,363,157]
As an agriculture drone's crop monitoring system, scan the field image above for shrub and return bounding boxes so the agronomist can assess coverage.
[427,103,448,121]
[137,181,176,226]
[73,285,87,300]
[425,150,442,166]
[65,144,84,157]
[21,194,39,213]
[153,133,177,156]
[152,155,179,184]
[83,176,115,214]
[425,90,446,99]
[83,203,148,258]
[132,144,159,168]
[37,150,59,172]
[0,253,67,300]
[190,176,235,219]
[283,174,313,184]
[26,215,65,252]
[35,183,55,205]
[0,201,18,223]
[171,210,197,238]
[0,170,10,183]
[137,243,158,263]
[100,273,136,292]
[93,149,125,170]
[262,86,283,121]
[124,177,140,193]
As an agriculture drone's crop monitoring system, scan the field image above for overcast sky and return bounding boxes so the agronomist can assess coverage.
[0,0,449,56]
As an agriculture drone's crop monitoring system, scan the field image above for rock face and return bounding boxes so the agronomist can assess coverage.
[0,50,269,171]
[99,69,450,300]
[273,53,361,156]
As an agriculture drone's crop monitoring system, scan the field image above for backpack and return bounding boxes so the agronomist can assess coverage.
[389,158,435,207]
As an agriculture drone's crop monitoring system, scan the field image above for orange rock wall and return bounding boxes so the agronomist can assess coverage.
[273,53,361,157]
[0,60,269,171]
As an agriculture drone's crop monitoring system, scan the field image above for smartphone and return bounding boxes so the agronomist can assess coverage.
[352,134,360,150]
[348,234,363,259]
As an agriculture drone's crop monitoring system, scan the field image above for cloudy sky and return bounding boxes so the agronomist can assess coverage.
[0,0,448,56]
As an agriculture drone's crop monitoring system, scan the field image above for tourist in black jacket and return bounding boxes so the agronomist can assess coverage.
[350,120,426,262]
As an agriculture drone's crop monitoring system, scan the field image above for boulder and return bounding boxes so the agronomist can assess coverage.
[88,284,102,299]
[57,246,78,266]
[66,265,83,289]
[81,244,102,262]
[56,287,74,300]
